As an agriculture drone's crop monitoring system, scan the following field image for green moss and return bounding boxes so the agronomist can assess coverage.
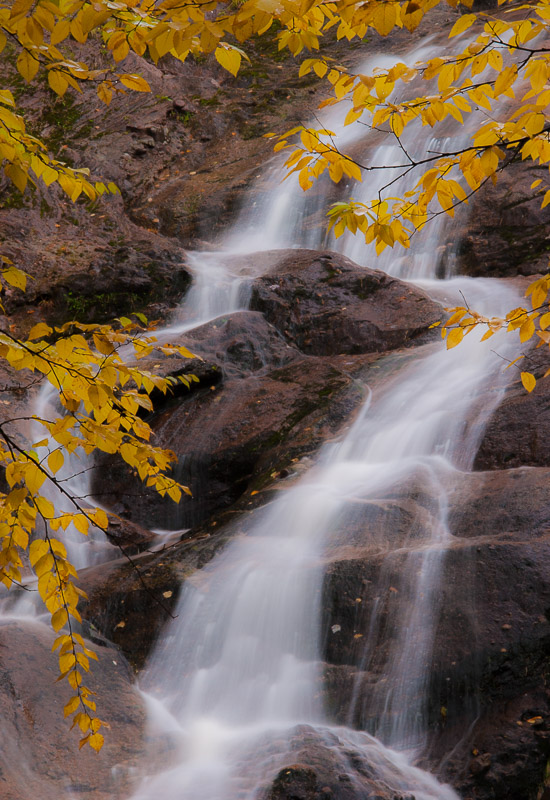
[0,186,27,210]
[64,290,143,322]
[40,93,91,155]
[195,94,220,107]
[40,198,52,217]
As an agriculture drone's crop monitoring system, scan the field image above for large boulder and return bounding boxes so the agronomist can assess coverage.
[249,250,442,355]
[474,348,550,470]
[93,310,367,530]
[92,249,442,532]
[0,619,145,800]
[457,161,550,278]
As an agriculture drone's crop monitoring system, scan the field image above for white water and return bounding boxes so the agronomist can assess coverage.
[0,36,522,800]
[126,39,522,800]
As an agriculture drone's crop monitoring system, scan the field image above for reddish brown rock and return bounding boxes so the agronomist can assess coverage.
[474,363,550,471]
[249,250,442,356]
[457,161,550,278]
[0,619,145,800]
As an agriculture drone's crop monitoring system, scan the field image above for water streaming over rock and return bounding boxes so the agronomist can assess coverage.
[126,39,522,800]
[0,36,524,800]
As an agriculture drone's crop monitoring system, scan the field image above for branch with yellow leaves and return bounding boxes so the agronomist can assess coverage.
[432,274,550,393]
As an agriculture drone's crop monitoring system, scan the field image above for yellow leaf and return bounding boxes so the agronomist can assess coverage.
[64,696,80,717]
[97,82,113,105]
[446,327,464,349]
[519,318,535,343]
[372,2,397,36]
[91,508,108,529]
[449,13,476,38]
[521,371,536,392]
[488,49,503,72]
[48,449,64,474]
[35,496,55,518]
[28,322,52,340]
[52,607,68,632]
[7,164,30,196]
[2,266,27,291]
[402,0,423,31]
[29,539,49,567]
[16,50,39,83]
[215,45,241,77]
[48,69,68,97]
[93,334,115,355]
[119,74,151,92]
[51,18,70,45]
[73,515,89,536]
[34,552,54,577]
[26,462,46,494]
[88,732,104,752]
[68,669,83,690]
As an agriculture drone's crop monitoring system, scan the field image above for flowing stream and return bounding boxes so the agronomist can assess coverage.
[0,35,523,800]
[126,39,522,800]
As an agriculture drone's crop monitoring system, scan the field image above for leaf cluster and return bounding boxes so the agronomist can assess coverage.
[434,275,550,392]
[0,290,195,748]
[270,1,550,254]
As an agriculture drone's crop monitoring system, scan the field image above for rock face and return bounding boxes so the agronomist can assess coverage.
[474,348,550,470]
[319,466,550,800]
[0,620,145,800]
[92,250,441,531]
[249,250,441,356]
[457,162,550,278]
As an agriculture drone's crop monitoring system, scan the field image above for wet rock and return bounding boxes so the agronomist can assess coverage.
[316,466,550,798]
[0,619,145,800]
[470,753,491,775]
[258,725,408,800]
[474,348,550,470]
[104,513,158,555]
[458,161,550,278]
[267,764,319,799]
[92,309,368,530]
[249,250,442,356]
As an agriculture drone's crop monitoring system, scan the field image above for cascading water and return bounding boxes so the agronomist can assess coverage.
[125,37,523,800]
[0,33,523,800]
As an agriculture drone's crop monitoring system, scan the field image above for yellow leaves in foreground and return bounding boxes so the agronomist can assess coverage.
[436,273,550,393]
[270,0,550,256]
[0,310,196,749]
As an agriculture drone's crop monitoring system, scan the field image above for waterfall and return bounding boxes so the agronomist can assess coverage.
[125,38,521,800]
[0,32,522,800]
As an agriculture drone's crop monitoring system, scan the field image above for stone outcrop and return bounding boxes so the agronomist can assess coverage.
[0,620,145,800]
[92,250,441,531]
[474,348,550,470]
[457,161,550,278]
[249,250,441,356]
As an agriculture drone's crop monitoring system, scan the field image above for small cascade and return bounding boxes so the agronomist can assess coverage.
[0,32,524,800]
[127,37,522,800]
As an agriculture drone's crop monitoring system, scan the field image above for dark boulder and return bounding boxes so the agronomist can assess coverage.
[457,162,550,278]
[474,348,550,470]
[249,249,442,356]
[318,467,550,799]
[92,310,367,530]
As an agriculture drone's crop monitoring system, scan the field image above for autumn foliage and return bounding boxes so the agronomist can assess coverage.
[1,0,549,751]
